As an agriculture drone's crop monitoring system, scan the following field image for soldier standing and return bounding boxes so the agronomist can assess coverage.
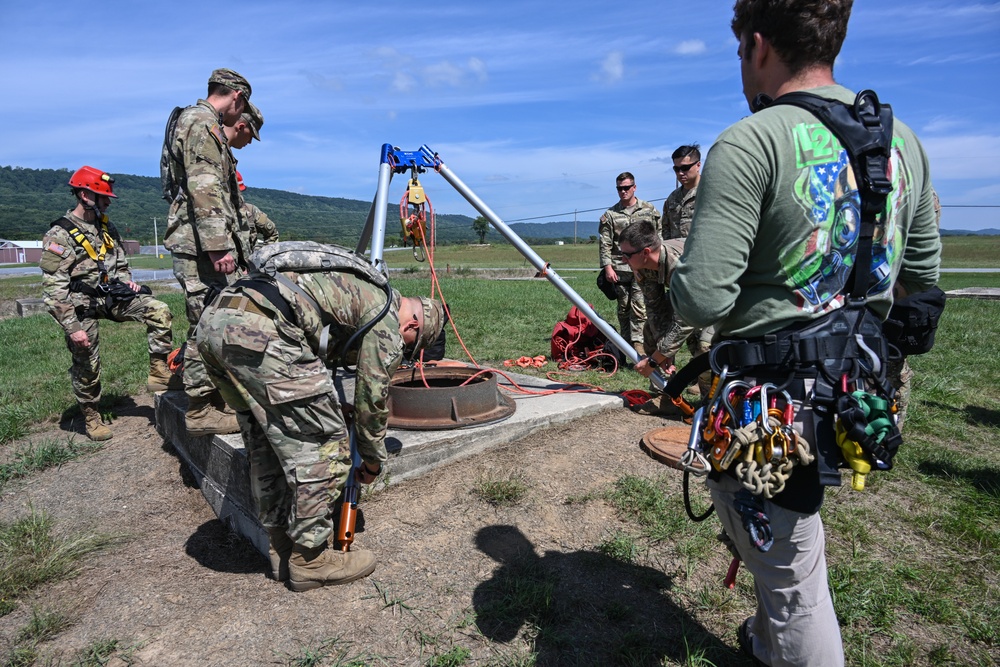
[235,171,280,251]
[161,68,253,436]
[196,241,446,591]
[661,144,701,240]
[40,167,179,441]
[598,172,659,357]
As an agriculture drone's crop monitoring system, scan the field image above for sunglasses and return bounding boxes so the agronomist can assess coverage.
[620,247,645,259]
[616,183,635,192]
[673,162,699,174]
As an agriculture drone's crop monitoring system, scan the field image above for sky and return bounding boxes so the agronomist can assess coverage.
[1,1,998,231]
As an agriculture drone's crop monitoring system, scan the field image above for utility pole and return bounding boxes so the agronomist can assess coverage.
[152,217,159,258]
[574,209,578,245]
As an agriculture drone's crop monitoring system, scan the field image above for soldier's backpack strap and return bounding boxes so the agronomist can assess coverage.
[160,105,185,202]
[248,241,395,371]
[51,216,115,277]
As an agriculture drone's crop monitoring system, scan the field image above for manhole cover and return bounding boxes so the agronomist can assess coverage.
[388,366,515,430]
[641,425,693,470]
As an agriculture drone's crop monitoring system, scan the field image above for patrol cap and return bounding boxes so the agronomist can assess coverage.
[414,297,445,356]
[241,101,263,141]
[208,68,252,99]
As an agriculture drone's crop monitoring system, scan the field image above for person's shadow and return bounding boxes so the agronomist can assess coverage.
[472,525,741,666]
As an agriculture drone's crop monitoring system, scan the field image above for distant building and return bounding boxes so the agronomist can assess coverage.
[0,240,43,264]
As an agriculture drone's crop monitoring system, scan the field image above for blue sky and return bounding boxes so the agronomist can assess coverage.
[1,1,998,231]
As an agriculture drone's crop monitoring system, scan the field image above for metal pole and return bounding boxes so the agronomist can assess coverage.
[367,150,395,269]
[574,209,578,245]
[152,217,159,258]
[429,150,664,390]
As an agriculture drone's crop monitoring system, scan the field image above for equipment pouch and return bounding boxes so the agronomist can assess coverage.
[596,271,617,300]
[882,286,946,356]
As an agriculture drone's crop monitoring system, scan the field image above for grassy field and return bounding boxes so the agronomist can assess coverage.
[0,237,998,665]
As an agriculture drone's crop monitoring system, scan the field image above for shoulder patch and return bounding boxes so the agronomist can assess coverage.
[46,242,67,255]
[210,124,227,146]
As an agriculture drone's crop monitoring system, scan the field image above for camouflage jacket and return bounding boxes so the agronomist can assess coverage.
[243,201,280,251]
[635,239,686,352]
[662,184,697,239]
[39,210,133,335]
[162,100,248,262]
[270,271,403,465]
[598,198,660,274]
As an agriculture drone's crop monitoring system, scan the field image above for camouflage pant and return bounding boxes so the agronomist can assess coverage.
[886,356,913,433]
[64,294,173,405]
[196,298,351,549]
[172,252,244,400]
[614,275,646,347]
[644,316,715,397]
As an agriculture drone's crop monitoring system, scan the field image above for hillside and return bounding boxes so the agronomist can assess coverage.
[0,166,595,247]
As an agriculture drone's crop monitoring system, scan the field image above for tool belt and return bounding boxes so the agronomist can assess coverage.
[672,304,902,508]
[71,277,151,318]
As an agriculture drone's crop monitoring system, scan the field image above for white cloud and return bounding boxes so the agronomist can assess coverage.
[593,51,624,84]
[675,40,707,55]
[922,134,1000,179]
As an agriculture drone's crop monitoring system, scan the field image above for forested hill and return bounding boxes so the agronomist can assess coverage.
[0,166,599,246]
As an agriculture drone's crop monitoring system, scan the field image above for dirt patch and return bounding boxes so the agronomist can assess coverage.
[0,391,756,666]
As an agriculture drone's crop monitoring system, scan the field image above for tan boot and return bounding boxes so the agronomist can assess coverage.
[81,403,112,441]
[267,528,294,582]
[631,394,683,418]
[287,543,376,592]
[146,354,183,392]
[184,394,240,436]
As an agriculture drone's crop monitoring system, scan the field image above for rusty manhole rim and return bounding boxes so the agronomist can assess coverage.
[387,366,516,430]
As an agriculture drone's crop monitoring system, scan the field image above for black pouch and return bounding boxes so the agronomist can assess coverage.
[596,271,617,300]
[882,286,946,355]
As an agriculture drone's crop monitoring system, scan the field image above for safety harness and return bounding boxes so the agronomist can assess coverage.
[670,90,902,548]
[234,241,395,371]
[51,216,149,314]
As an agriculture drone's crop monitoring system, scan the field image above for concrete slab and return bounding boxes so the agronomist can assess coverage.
[16,298,47,317]
[155,368,625,557]
[946,287,1000,300]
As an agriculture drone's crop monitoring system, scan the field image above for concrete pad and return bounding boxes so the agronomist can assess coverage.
[16,298,47,317]
[946,287,1000,300]
[155,368,625,557]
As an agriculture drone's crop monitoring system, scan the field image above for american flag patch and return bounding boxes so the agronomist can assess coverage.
[46,242,66,255]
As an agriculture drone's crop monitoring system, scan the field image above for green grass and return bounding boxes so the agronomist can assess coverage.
[472,470,530,507]
[0,511,120,618]
[0,437,105,488]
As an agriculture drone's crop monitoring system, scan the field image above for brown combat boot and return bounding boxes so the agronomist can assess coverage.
[631,394,684,418]
[287,543,376,592]
[184,394,240,436]
[146,354,183,392]
[267,528,294,582]
[81,403,112,441]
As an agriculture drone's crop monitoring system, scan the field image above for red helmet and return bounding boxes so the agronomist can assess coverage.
[235,170,246,191]
[69,166,117,198]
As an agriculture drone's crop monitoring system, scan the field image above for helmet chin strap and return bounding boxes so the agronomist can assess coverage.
[80,191,109,223]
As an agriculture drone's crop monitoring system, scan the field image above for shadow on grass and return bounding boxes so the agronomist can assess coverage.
[473,524,740,667]
[919,401,1000,429]
[56,394,154,437]
[183,519,266,576]
[916,459,1000,498]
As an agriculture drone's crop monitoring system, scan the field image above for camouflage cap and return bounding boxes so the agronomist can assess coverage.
[240,101,263,140]
[414,297,445,356]
[208,68,252,99]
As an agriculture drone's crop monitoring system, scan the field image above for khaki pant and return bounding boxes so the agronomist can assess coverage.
[708,454,844,667]
[614,275,646,346]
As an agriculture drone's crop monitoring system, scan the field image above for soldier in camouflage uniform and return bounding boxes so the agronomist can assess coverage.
[598,172,659,355]
[619,220,714,414]
[196,241,445,591]
[235,171,280,251]
[40,167,179,441]
[661,144,701,240]
[161,68,254,436]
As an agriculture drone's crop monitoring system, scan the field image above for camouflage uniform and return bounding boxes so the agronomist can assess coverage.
[40,210,173,405]
[162,98,251,400]
[661,183,697,239]
[196,270,405,549]
[243,201,280,250]
[635,238,714,396]
[598,199,659,347]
